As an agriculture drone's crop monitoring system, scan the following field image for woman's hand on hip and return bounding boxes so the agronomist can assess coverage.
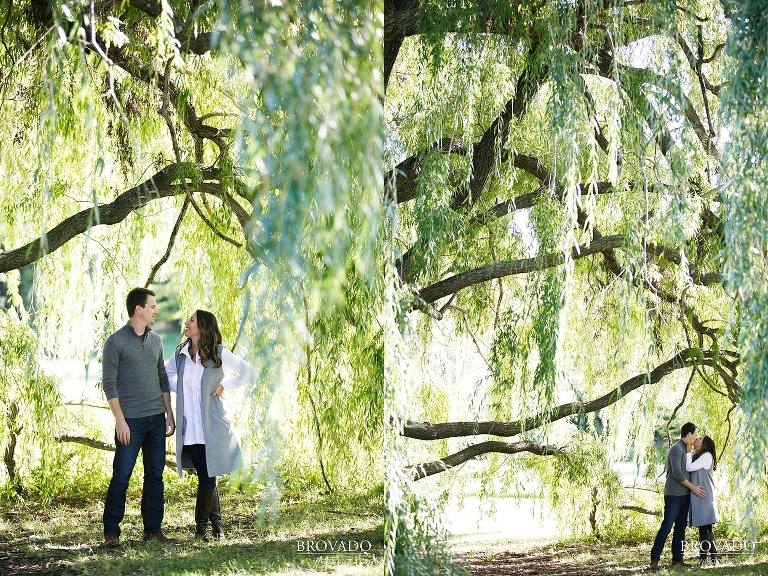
[210,384,225,399]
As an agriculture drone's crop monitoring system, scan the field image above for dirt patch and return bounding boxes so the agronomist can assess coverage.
[454,548,603,576]
[0,546,76,576]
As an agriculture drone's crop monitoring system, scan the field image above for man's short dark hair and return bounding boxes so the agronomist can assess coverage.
[126,288,155,317]
[681,422,697,438]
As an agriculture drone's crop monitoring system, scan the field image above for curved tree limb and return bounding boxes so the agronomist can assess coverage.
[187,193,243,247]
[95,0,217,55]
[384,0,538,90]
[385,137,467,204]
[145,194,191,287]
[619,504,661,517]
[406,440,562,481]
[400,348,716,440]
[396,47,549,282]
[101,44,234,156]
[0,164,237,274]
[384,0,419,91]
[415,234,626,306]
[645,242,723,286]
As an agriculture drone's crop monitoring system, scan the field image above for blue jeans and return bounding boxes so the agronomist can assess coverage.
[103,413,166,537]
[651,494,690,562]
[184,444,217,489]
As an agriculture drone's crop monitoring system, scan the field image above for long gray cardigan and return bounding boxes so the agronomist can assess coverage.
[174,346,243,477]
[688,453,718,527]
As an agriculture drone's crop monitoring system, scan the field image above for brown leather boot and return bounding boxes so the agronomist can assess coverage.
[195,486,216,541]
[209,486,225,539]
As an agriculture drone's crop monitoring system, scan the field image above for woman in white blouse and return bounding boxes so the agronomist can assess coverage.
[165,310,255,541]
[686,435,718,565]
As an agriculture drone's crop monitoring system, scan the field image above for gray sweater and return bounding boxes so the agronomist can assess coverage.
[102,322,170,418]
[664,439,691,496]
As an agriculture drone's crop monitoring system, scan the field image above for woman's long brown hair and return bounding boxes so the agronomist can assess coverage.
[177,309,223,368]
[692,435,717,471]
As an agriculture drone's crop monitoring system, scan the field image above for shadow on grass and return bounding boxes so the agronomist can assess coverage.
[2,525,383,576]
[0,491,384,576]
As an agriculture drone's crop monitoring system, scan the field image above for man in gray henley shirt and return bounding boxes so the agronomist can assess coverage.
[649,422,707,569]
[101,288,175,547]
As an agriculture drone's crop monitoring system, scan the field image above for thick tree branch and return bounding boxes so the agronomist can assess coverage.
[454,51,548,211]
[476,181,617,223]
[101,0,216,54]
[384,0,419,90]
[619,504,661,517]
[0,164,235,274]
[400,348,716,440]
[595,48,718,158]
[406,440,562,481]
[386,138,467,204]
[645,242,723,286]
[415,234,625,306]
[384,0,536,90]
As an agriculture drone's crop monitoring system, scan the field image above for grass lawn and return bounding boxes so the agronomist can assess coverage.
[453,535,768,575]
[0,485,383,575]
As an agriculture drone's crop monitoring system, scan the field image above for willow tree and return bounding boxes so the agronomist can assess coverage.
[385,0,768,570]
[0,0,382,499]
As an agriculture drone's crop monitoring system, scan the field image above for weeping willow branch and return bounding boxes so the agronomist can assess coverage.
[594,50,718,157]
[94,0,216,54]
[396,55,549,281]
[81,36,234,159]
[143,63,196,286]
[447,304,491,370]
[401,348,717,441]
[384,0,536,89]
[385,137,467,204]
[406,440,562,481]
[56,435,176,469]
[666,366,696,446]
[145,195,191,287]
[415,235,626,306]
[0,164,235,274]
[669,263,725,286]
[187,193,243,248]
[303,302,334,494]
[619,504,661,517]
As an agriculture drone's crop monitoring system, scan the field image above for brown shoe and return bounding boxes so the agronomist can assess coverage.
[648,560,659,570]
[103,534,120,548]
[670,560,691,567]
[142,530,172,542]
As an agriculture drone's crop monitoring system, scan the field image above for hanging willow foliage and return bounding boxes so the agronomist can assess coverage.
[719,0,768,529]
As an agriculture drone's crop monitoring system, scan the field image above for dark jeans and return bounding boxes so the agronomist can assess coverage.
[650,494,690,562]
[184,444,217,489]
[103,413,166,537]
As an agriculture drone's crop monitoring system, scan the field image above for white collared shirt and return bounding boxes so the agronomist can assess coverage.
[164,342,256,445]
[686,451,713,472]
